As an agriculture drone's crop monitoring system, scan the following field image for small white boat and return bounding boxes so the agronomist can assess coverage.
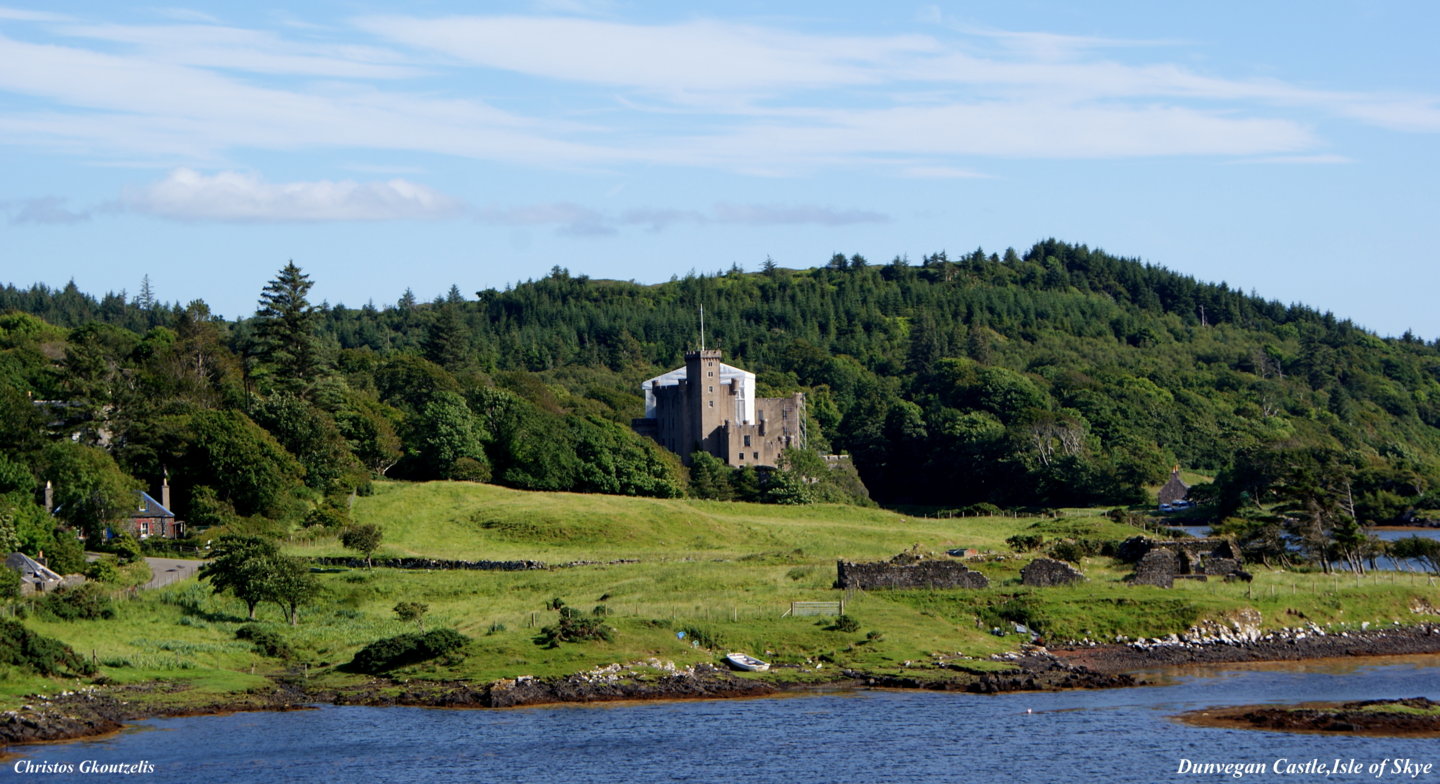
[725,652,770,672]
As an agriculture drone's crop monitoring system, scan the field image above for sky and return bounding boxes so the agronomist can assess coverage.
[2,1,1438,337]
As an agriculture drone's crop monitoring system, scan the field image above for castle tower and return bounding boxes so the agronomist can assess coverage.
[685,349,727,460]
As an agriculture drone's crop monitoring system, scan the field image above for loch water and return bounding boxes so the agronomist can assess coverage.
[8,656,1440,783]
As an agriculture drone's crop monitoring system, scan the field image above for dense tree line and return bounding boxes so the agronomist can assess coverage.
[4,240,1440,556]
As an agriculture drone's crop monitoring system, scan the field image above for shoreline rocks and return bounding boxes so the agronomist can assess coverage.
[9,623,1440,750]
[1178,697,1440,736]
[1050,622,1440,673]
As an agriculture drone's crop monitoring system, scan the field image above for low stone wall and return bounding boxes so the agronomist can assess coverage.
[836,559,989,590]
[311,556,546,571]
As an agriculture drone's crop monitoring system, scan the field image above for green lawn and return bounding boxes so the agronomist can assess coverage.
[4,480,1436,711]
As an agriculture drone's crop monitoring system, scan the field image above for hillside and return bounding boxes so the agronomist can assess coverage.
[4,240,1440,534]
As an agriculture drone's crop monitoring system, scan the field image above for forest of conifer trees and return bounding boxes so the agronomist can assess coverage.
[3,240,1440,567]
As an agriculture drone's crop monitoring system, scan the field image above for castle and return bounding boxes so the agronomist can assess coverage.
[632,349,805,467]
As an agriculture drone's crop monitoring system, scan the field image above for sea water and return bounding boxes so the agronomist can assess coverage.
[7,656,1440,783]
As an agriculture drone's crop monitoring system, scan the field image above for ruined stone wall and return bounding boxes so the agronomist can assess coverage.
[1020,557,1085,587]
[1124,536,1247,587]
[835,559,989,590]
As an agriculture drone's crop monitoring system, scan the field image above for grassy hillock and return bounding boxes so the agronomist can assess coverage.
[286,480,1024,562]
[4,482,1437,711]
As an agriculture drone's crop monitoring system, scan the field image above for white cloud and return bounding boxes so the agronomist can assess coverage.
[0,7,1435,176]
[355,15,935,92]
[121,168,467,222]
[2,196,90,224]
[476,202,614,236]
[476,201,888,235]
[53,22,425,79]
[711,203,888,226]
[0,31,606,164]
[0,7,70,22]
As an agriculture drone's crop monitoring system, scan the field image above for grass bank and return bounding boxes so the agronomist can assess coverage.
[4,481,1437,713]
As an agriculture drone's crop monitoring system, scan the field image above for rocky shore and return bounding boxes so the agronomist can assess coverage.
[1177,697,1440,736]
[6,623,1440,751]
[0,683,313,748]
[1050,621,1440,673]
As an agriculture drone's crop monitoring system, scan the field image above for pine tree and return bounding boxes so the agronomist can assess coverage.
[254,261,322,392]
[137,274,156,310]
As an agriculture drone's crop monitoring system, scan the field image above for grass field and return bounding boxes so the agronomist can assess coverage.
[4,480,1437,710]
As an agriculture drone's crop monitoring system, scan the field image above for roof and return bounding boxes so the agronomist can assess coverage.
[641,361,757,423]
[130,490,175,519]
[5,552,63,582]
[1157,471,1190,505]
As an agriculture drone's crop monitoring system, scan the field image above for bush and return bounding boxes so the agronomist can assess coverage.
[828,614,861,633]
[304,505,348,529]
[1006,534,1043,552]
[0,619,95,676]
[678,625,723,649]
[102,534,144,565]
[393,601,429,628]
[236,623,293,659]
[963,502,1004,516]
[449,457,491,482]
[41,582,116,620]
[535,606,613,648]
[0,566,19,601]
[346,629,469,673]
[83,556,121,584]
[1046,540,1087,564]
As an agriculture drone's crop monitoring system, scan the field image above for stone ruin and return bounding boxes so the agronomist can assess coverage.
[835,547,989,590]
[1119,536,1250,588]
[1020,557,1085,587]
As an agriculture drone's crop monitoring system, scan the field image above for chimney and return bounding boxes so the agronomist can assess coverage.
[162,468,171,510]
[44,480,53,513]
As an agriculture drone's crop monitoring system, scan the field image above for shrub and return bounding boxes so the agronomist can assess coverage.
[393,601,429,629]
[449,457,491,482]
[534,606,612,648]
[963,502,1004,516]
[346,629,469,673]
[0,566,20,601]
[103,534,143,565]
[83,557,121,584]
[304,506,347,529]
[1006,534,1043,552]
[828,614,861,633]
[678,625,722,649]
[236,623,293,659]
[1047,540,1087,564]
[41,582,116,621]
[0,619,95,676]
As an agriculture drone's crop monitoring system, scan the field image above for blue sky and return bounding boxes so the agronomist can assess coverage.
[2,1,1438,337]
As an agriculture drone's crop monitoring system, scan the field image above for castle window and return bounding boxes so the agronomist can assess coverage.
[708,386,714,393]
[738,453,744,460]
[753,452,759,460]
[743,435,751,447]
[708,401,714,407]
